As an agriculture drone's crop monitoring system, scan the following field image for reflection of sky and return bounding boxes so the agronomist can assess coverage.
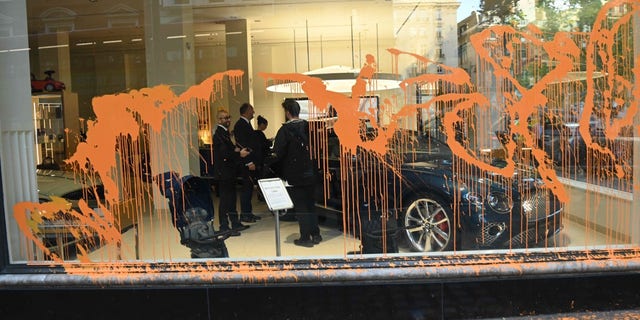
[457,0,480,22]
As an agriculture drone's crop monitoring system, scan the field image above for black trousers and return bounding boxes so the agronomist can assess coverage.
[217,178,239,229]
[289,184,319,239]
[239,168,254,216]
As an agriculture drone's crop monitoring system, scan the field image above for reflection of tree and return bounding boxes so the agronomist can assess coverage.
[570,0,603,32]
[538,0,602,35]
[579,0,637,183]
[480,0,524,26]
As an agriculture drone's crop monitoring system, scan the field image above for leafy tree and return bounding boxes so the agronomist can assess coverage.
[538,0,602,34]
[479,0,524,26]
[537,0,572,39]
[568,0,602,32]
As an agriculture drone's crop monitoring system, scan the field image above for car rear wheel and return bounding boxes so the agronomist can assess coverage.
[44,83,55,92]
[402,195,454,252]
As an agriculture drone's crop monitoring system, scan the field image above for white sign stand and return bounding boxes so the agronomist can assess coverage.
[258,178,294,256]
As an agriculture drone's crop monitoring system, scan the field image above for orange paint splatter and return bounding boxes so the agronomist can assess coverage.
[11,0,639,278]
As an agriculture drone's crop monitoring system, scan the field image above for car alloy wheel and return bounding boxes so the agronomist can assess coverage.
[403,196,453,252]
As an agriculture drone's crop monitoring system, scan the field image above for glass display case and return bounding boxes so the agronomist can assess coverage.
[32,93,66,169]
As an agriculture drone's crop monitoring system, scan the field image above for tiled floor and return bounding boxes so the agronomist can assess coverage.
[86,188,624,262]
[89,198,363,261]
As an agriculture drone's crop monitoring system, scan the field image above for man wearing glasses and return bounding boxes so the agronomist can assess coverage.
[213,110,251,236]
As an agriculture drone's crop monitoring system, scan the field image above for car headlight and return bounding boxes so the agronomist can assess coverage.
[487,192,512,214]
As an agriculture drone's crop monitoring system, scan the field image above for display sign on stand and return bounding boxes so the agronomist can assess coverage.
[257,178,294,256]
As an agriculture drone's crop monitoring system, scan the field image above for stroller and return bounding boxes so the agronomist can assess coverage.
[156,171,230,258]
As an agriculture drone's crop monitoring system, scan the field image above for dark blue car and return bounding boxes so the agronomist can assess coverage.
[312,119,564,252]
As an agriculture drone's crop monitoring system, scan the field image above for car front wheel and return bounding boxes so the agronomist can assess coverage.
[402,195,454,252]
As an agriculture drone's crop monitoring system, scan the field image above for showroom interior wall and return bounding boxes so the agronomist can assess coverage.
[0,0,638,288]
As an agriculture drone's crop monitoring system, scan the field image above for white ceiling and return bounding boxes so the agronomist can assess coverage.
[27,1,399,47]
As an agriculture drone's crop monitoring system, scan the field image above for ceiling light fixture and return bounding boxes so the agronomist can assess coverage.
[265,65,401,93]
[266,18,401,94]
[37,44,69,50]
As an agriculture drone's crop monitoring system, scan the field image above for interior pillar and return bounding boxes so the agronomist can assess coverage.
[143,1,200,213]
[0,0,37,262]
[224,19,253,119]
[143,1,198,177]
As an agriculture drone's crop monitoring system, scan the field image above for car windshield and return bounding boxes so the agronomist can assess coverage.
[316,117,454,163]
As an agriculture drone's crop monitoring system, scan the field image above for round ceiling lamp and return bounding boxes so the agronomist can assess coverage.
[265,65,402,94]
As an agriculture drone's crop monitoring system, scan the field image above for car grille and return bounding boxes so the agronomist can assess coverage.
[507,223,556,248]
[508,227,542,248]
[521,191,553,221]
[476,221,558,249]
[477,222,506,246]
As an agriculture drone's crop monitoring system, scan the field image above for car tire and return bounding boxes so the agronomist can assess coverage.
[401,194,454,252]
[44,83,54,92]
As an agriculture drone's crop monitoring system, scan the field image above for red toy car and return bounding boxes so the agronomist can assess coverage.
[31,70,65,92]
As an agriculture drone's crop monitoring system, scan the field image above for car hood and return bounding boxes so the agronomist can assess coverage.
[400,145,543,194]
[36,170,102,198]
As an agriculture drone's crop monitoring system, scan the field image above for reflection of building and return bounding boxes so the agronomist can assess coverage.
[7,0,465,264]
[457,11,480,86]
[393,1,460,77]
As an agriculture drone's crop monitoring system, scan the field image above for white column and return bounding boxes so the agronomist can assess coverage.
[143,1,199,211]
[224,19,253,116]
[0,0,38,262]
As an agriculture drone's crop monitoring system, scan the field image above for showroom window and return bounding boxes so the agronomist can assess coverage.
[0,0,638,285]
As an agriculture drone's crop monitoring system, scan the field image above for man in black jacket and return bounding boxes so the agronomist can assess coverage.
[233,102,261,223]
[269,99,321,247]
[213,110,250,235]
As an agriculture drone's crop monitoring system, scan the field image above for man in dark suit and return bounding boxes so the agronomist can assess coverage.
[232,102,262,223]
[269,99,321,247]
[213,109,250,235]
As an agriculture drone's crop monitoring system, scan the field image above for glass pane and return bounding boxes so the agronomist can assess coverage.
[3,0,638,268]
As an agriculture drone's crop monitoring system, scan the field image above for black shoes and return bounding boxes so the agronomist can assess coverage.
[220,221,249,235]
[231,223,249,231]
[293,233,322,247]
[241,216,257,223]
[241,213,261,223]
[219,227,241,237]
[293,238,314,248]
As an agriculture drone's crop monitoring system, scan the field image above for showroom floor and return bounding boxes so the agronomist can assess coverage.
[89,197,363,261]
[87,187,620,262]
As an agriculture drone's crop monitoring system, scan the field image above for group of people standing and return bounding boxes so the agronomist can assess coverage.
[211,100,321,247]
